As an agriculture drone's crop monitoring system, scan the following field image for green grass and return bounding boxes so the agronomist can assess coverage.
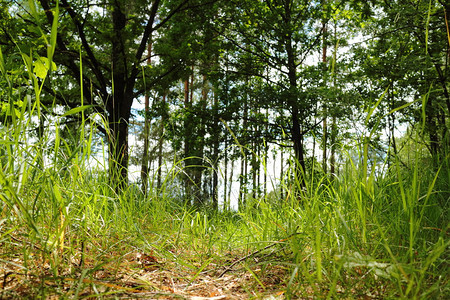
[0,24,449,300]
[2,111,448,299]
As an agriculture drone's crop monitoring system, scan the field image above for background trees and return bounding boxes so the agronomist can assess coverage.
[2,0,448,209]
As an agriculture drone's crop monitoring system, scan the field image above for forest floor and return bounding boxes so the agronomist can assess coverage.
[1,233,292,299]
[0,231,384,299]
[3,200,445,299]
[1,245,286,299]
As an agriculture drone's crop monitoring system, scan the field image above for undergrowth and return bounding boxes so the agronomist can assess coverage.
[0,16,449,300]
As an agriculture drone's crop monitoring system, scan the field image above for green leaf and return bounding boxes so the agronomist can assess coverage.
[425,0,432,54]
[33,60,47,79]
[33,57,57,79]
[365,86,388,125]
[387,98,420,115]
[48,1,59,62]
[0,46,5,76]
[62,105,93,117]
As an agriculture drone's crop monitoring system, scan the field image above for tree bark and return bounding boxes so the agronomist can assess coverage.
[184,77,192,204]
[109,4,131,191]
[284,2,306,194]
[141,42,152,194]
[239,91,249,210]
[212,88,220,211]
[157,93,166,190]
[286,43,305,193]
[322,10,328,175]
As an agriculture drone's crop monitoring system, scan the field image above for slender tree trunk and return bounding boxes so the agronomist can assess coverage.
[141,42,152,194]
[264,109,269,198]
[443,4,450,116]
[413,23,450,158]
[426,96,440,158]
[228,159,234,209]
[251,117,258,201]
[322,13,328,174]
[108,104,131,192]
[312,119,316,176]
[239,77,249,209]
[322,109,327,174]
[252,153,257,201]
[238,157,245,209]
[330,22,338,175]
[256,136,261,199]
[330,116,337,174]
[184,77,192,204]
[286,49,305,192]
[388,86,398,168]
[193,74,207,207]
[224,134,228,211]
[291,106,305,192]
[212,89,219,211]
[280,147,284,201]
[223,55,231,211]
[157,93,166,190]
[244,156,248,207]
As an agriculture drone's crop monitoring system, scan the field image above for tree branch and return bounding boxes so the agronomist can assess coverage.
[38,0,104,111]
[59,0,108,98]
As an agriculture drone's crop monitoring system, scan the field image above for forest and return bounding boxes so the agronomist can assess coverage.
[0,0,449,298]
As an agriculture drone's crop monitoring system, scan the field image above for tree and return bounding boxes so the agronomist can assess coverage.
[353,0,450,164]
[150,0,227,207]
[3,0,209,191]
[216,0,328,196]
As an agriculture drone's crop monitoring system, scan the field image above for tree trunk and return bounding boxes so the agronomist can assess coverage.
[322,108,327,174]
[426,96,440,158]
[330,22,338,176]
[388,86,398,168]
[239,86,249,210]
[239,155,248,210]
[228,159,234,209]
[291,106,306,191]
[157,93,166,190]
[193,74,207,207]
[264,109,269,198]
[322,13,328,175]
[330,115,337,174]
[141,42,152,194]
[212,88,219,211]
[107,103,131,192]
[109,5,131,192]
[280,147,284,201]
[286,44,306,192]
[224,133,228,211]
[184,77,192,204]
[284,3,306,194]
[39,0,164,193]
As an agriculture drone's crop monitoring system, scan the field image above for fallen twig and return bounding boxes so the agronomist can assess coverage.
[218,232,301,278]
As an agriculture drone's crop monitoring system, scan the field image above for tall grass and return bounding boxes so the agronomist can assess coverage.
[0,14,449,300]
[227,147,448,298]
